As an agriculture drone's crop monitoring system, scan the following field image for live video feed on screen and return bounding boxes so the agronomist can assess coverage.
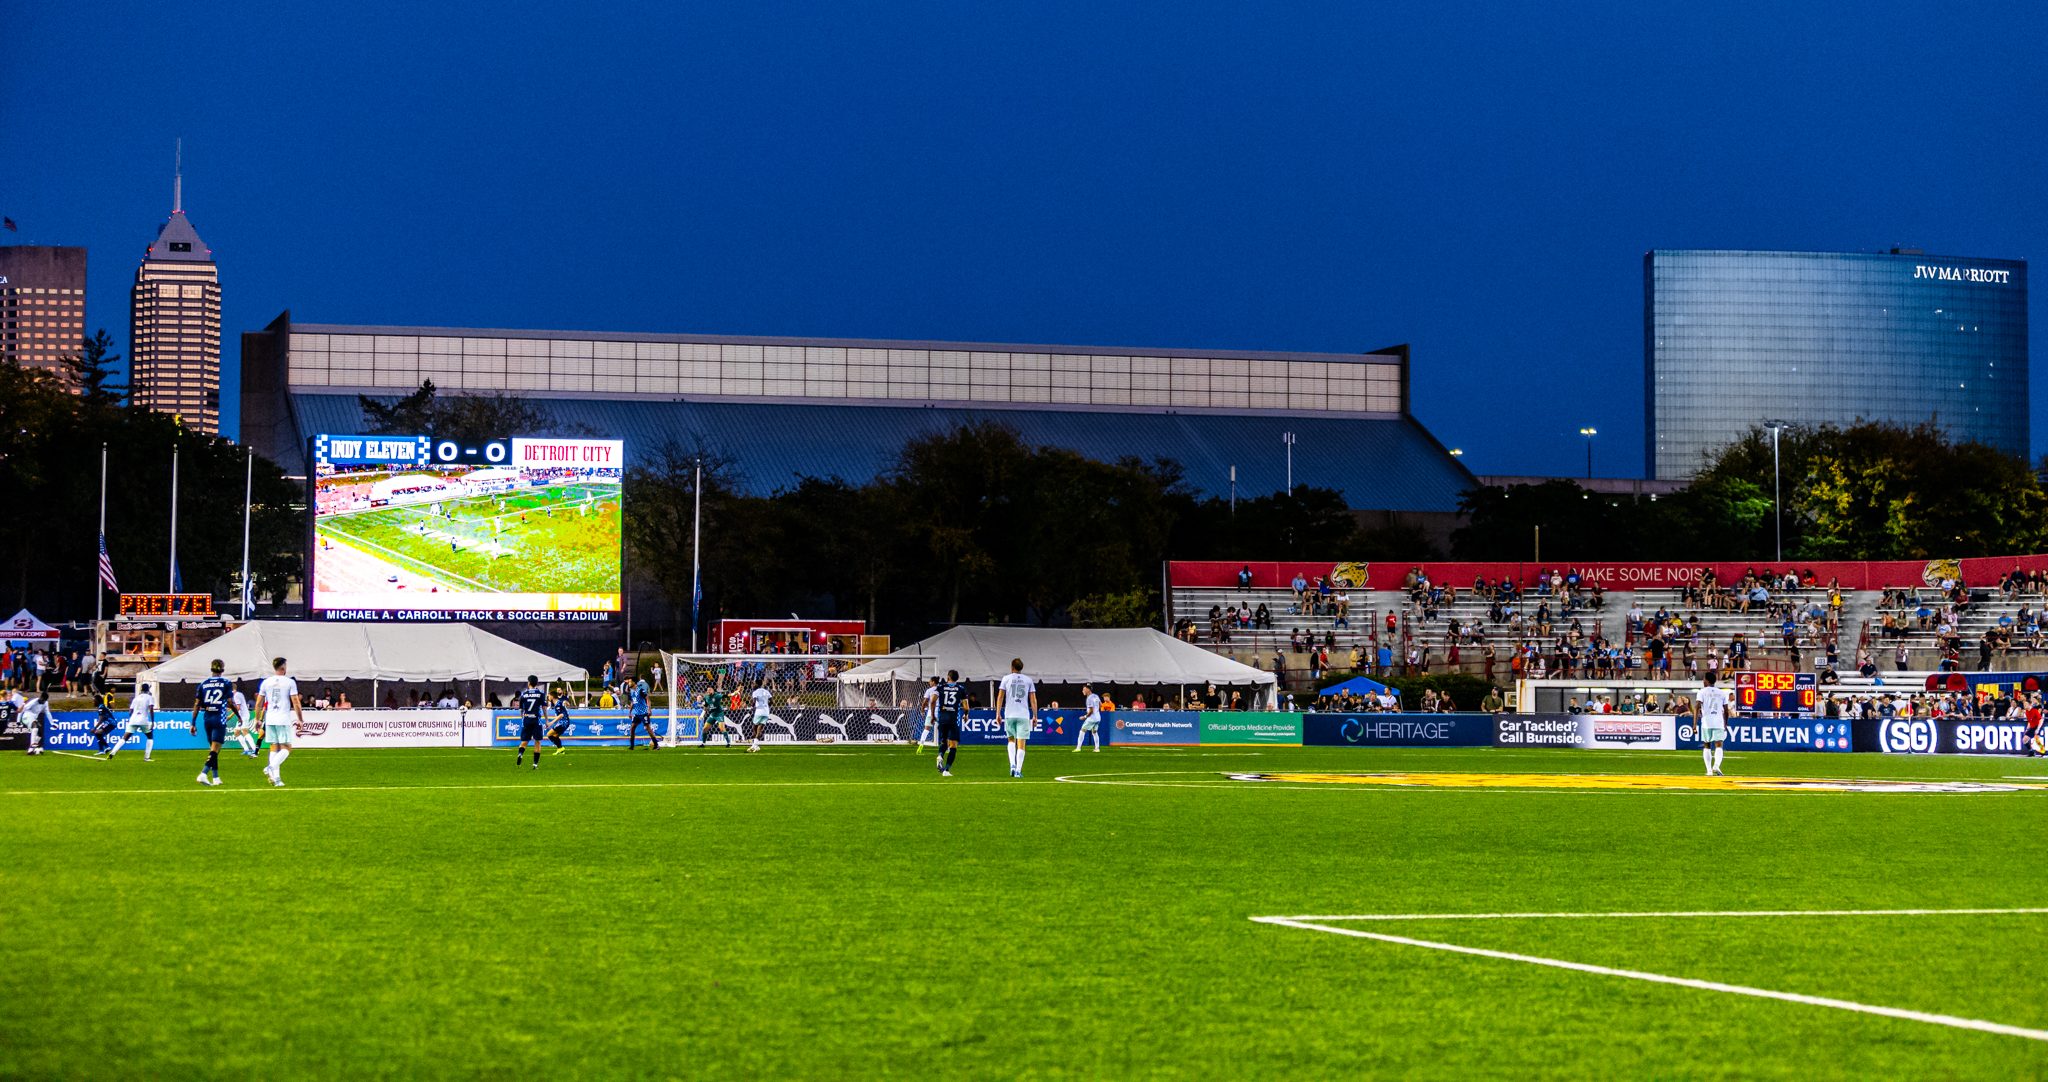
[310,434,623,621]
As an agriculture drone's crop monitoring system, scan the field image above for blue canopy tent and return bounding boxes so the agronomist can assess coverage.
[1318,675,1398,698]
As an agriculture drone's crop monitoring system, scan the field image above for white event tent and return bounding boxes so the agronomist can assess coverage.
[135,620,585,703]
[837,625,1276,708]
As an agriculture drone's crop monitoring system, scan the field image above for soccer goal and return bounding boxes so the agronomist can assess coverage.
[662,653,938,744]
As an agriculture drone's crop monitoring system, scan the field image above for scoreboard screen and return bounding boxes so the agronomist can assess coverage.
[309,433,623,622]
[1735,671,1817,716]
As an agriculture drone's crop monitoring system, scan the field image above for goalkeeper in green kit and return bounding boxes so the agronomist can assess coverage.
[698,686,734,746]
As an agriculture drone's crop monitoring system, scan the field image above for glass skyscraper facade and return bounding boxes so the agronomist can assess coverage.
[1645,249,2028,480]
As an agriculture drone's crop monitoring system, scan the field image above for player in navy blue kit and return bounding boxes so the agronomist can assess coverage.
[627,678,660,750]
[933,669,967,777]
[545,687,573,755]
[514,675,547,769]
[191,659,242,786]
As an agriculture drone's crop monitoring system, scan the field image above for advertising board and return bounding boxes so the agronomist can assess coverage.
[1302,713,1493,747]
[1857,717,2040,756]
[1494,713,1678,750]
[1677,718,1852,752]
[310,433,623,621]
[1111,711,1202,746]
[1200,712,1304,745]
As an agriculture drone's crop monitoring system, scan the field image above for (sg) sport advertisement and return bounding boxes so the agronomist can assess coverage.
[310,434,623,621]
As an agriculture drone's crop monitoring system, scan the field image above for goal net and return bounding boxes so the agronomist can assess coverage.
[662,653,938,744]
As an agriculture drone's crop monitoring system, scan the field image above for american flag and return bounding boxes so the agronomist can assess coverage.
[98,534,119,592]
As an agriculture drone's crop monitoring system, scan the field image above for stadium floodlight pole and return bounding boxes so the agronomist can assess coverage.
[1764,420,1789,562]
[167,442,179,592]
[690,458,703,653]
[1282,432,1296,493]
[1578,427,1598,479]
[96,443,108,624]
[240,448,253,620]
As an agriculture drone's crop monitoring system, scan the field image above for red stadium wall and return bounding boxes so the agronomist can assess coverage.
[1168,555,2048,592]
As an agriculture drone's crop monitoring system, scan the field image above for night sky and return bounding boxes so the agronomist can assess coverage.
[3,1,2041,477]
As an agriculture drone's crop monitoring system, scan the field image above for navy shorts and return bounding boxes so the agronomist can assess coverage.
[936,718,961,743]
[520,719,545,742]
[203,718,228,745]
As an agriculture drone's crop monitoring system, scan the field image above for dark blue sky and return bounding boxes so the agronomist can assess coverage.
[5,2,2041,477]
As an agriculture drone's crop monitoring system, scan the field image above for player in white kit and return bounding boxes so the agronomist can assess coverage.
[108,685,157,760]
[748,683,771,752]
[1074,683,1102,752]
[256,657,305,787]
[1694,671,1732,776]
[996,658,1037,778]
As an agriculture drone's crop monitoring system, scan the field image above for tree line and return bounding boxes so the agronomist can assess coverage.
[1451,421,2048,562]
[0,336,302,620]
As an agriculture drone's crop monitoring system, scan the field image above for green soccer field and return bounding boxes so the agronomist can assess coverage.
[5,746,2046,1078]
[316,484,620,593]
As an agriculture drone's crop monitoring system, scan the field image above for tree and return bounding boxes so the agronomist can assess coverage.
[359,380,550,441]
[58,329,125,406]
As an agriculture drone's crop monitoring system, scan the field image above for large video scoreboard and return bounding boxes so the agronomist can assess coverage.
[1734,671,1817,716]
[309,433,623,621]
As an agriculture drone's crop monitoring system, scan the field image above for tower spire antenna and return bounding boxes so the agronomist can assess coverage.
[174,137,183,213]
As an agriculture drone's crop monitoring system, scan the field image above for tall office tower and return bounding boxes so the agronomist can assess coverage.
[131,148,223,433]
[1646,249,2027,479]
[0,245,88,378]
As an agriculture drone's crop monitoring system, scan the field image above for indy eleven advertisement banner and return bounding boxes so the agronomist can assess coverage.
[1168,555,2048,592]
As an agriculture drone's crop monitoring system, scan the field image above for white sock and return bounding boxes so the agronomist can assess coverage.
[277,747,291,768]
[1006,742,1018,770]
[1704,746,1714,772]
[1015,745,1026,772]
[143,735,154,757]
[1091,731,1099,750]
[1076,733,1084,749]
[268,748,280,772]
[1712,747,1724,772]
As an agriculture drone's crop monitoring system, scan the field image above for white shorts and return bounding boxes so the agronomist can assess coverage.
[266,722,295,745]
[1701,725,1726,744]
[124,717,153,733]
[1081,716,1100,731]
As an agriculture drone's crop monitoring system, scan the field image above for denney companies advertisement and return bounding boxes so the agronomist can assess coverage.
[310,434,623,620]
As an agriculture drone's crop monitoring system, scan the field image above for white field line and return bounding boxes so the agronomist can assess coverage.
[1265,907,2048,922]
[1252,915,2048,1043]
[46,751,107,761]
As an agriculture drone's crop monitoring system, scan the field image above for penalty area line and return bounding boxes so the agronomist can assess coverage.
[1250,916,2048,1043]
[0,778,1028,798]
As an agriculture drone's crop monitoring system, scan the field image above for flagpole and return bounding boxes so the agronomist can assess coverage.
[168,442,179,592]
[690,458,702,653]
[97,443,108,623]
[240,449,254,620]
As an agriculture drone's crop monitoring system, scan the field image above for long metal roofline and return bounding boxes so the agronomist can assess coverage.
[284,321,1404,366]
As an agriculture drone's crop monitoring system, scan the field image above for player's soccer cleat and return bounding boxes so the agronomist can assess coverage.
[196,772,209,785]
[552,747,566,756]
[1011,769,1021,778]
[941,770,952,777]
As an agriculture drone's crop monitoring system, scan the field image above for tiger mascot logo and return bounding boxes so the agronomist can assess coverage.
[1920,558,1962,588]
[1329,562,1371,588]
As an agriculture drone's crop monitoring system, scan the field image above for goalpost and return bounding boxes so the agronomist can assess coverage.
[662,653,938,745]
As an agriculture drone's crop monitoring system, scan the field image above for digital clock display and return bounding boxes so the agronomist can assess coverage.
[1735,671,1817,715]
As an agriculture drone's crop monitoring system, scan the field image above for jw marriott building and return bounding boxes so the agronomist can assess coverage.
[1645,248,2028,480]
[131,170,223,434]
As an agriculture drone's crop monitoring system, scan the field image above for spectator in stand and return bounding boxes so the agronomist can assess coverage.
[1290,572,1309,608]
[1254,603,1272,630]
[1237,565,1254,591]
[1333,589,1351,627]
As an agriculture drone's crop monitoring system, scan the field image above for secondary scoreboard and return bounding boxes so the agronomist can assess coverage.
[1735,671,1816,716]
